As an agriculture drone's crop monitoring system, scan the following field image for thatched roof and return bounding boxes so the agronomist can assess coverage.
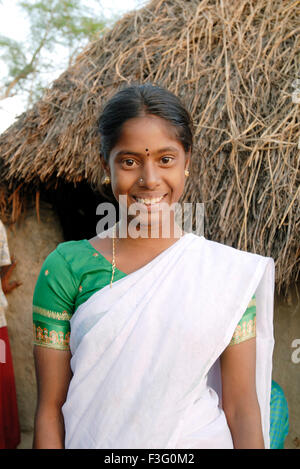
[0,0,299,294]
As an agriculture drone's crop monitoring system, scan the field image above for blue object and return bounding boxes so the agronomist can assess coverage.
[270,380,289,449]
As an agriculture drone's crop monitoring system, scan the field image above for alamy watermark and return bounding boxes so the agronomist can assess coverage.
[291,339,300,364]
[95,196,205,238]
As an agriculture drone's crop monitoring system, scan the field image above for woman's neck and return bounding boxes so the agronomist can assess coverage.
[114,218,184,252]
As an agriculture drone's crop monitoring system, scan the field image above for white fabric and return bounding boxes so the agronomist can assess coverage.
[62,232,275,449]
[0,220,11,328]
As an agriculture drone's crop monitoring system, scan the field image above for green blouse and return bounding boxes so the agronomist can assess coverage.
[32,240,256,351]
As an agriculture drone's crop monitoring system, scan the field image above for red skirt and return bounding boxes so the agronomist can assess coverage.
[0,326,20,449]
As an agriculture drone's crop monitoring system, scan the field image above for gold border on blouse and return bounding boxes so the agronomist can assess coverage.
[229,317,256,346]
[33,324,70,351]
[33,304,72,321]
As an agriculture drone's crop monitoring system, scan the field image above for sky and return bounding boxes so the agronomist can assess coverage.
[0,0,144,133]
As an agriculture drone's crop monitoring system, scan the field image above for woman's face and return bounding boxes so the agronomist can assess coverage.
[101,114,190,232]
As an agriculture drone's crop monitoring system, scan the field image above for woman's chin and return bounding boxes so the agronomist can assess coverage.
[128,212,177,237]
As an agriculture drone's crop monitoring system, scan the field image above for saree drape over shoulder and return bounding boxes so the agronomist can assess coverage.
[61,233,275,449]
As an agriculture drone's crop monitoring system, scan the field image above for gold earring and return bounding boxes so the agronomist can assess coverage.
[102,174,111,185]
[184,169,189,177]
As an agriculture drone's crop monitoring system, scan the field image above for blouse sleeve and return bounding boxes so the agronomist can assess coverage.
[229,294,256,346]
[32,247,79,351]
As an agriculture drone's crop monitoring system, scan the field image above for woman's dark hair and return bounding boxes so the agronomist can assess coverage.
[98,83,194,162]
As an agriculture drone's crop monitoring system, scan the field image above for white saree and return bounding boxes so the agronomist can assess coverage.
[62,232,275,449]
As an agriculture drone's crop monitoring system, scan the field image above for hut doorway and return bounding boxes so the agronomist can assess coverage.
[38,180,119,241]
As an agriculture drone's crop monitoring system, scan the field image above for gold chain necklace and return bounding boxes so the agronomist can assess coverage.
[110,224,116,288]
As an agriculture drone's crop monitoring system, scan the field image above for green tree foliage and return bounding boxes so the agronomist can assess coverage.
[0,0,106,106]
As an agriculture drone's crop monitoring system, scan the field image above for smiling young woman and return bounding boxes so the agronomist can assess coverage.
[32,83,288,449]
[90,113,191,274]
[93,85,194,265]
[107,116,187,232]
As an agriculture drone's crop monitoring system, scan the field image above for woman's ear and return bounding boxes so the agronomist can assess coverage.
[185,149,191,171]
[100,154,110,175]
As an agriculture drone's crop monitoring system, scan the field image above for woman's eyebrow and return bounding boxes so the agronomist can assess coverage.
[115,147,179,157]
[156,146,179,154]
[115,150,142,158]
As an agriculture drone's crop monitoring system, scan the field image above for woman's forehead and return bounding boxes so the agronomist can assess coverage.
[116,115,181,148]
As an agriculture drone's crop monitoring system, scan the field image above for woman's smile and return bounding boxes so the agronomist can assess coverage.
[131,193,168,210]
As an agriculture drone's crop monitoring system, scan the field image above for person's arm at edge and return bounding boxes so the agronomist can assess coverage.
[32,345,72,449]
[220,337,265,449]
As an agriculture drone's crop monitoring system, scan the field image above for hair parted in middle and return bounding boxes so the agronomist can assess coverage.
[98,83,194,162]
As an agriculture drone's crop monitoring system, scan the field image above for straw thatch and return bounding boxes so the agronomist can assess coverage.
[0,0,299,294]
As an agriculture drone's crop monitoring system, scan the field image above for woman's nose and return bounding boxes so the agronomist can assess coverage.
[139,162,160,188]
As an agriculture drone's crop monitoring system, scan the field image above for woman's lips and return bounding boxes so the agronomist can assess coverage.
[130,193,168,212]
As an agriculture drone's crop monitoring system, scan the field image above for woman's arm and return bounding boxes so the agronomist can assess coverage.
[1,257,22,294]
[220,337,265,449]
[33,345,72,449]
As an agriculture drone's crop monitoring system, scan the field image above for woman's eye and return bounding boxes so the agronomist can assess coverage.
[161,156,173,164]
[122,159,136,167]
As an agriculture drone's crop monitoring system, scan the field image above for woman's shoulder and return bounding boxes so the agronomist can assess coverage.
[38,239,88,277]
[55,239,88,260]
[200,235,274,263]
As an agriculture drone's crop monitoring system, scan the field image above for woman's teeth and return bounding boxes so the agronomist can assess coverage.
[134,195,165,205]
